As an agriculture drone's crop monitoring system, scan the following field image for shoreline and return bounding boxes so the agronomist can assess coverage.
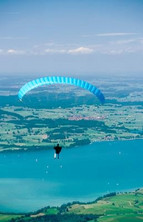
[1,136,143,154]
[0,186,142,215]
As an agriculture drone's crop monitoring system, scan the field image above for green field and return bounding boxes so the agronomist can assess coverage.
[0,214,22,222]
[65,189,143,221]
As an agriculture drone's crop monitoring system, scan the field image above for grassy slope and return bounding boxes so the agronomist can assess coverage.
[1,189,143,222]
[66,189,143,221]
[0,214,22,221]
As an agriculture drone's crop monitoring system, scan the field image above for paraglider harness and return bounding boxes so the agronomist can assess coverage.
[54,144,62,159]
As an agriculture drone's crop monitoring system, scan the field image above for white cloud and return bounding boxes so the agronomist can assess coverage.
[96,32,137,37]
[99,45,143,55]
[44,46,94,55]
[7,49,17,54]
[112,38,141,45]
[138,38,143,44]
[103,49,124,55]
[0,49,3,54]
[82,33,137,38]
[7,49,26,55]
[91,37,143,55]
[45,49,66,54]
[68,47,93,54]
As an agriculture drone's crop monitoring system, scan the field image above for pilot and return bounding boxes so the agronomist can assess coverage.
[54,144,62,159]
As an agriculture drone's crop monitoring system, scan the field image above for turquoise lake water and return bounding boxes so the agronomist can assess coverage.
[0,139,143,213]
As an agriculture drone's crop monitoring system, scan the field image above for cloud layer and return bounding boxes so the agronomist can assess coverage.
[0,37,143,56]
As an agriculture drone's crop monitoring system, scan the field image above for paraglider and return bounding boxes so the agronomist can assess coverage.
[18,76,105,159]
[54,144,62,159]
[18,76,105,104]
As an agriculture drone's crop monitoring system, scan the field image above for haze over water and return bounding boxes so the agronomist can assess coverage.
[0,139,143,213]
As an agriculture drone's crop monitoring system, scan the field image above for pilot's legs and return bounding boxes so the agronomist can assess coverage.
[54,153,57,159]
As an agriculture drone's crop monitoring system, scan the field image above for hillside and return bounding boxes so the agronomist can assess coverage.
[2,188,143,222]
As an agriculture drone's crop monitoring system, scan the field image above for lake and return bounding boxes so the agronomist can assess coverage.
[0,139,143,213]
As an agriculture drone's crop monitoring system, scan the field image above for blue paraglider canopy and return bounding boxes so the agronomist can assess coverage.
[18,76,105,104]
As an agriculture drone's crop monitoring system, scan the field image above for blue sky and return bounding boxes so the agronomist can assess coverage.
[0,0,143,75]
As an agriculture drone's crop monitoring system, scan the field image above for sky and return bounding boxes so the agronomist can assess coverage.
[0,0,143,76]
